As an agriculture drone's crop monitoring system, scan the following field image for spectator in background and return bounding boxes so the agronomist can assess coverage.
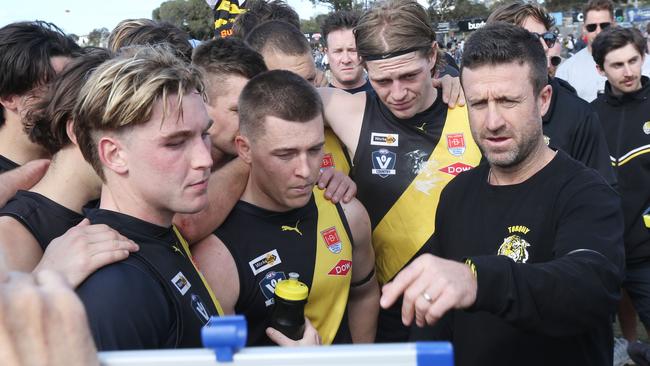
[556,0,650,101]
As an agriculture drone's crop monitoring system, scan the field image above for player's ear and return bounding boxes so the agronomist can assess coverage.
[235,135,252,164]
[97,135,129,175]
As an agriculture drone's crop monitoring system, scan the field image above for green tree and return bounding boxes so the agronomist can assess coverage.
[86,27,109,47]
[310,0,370,11]
[153,0,214,40]
[300,14,329,33]
[428,0,490,23]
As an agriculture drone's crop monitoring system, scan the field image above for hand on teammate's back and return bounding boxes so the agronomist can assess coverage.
[317,168,357,204]
[433,75,466,108]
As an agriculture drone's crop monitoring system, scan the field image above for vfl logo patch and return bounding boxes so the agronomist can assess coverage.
[439,162,473,176]
[446,133,466,156]
[370,132,399,147]
[321,226,343,254]
[281,220,302,236]
[643,121,650,135]
[321,153,335,169]
[328,260,352,276]
[249,249,282,275]
[259,271,287,307]
[191,293,210,323]
[371,149,397,178]
[171,271,191,296]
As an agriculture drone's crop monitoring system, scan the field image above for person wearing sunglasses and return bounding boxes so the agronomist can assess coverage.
[485,2,616,188]
[556,0,650,102]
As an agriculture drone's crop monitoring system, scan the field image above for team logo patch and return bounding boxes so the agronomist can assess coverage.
[259,271,287,307]
[321,153,335,169]
[497,235,531,263]
[191,293,210,323]
[438,162,473,176]
[543,135,551,145]
[643,121,650,135]
[249,249,282,275]
[171,271,191,296]
[371,149,397,178]
[446,133,466,156]
[328,260,352,276]
[321,226,343,254]
[370,132,399,147]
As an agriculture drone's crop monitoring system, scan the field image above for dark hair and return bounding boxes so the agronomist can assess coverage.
[239,70,323,140]
[232,0,300,39]
[461,22,548,96]
[192,37,267,80]
[108,18,193,62]
[0,21,80,126]
[24,47,112,155]
[592,27,647,69]
[487,2,554,30]
[321,11,360,46]
[584,0,614,20]
[245,20,310,56]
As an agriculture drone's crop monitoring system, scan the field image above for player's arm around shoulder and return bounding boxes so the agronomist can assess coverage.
[191,234,239,314]
[318,87,367,160]
[341,198,379,343]
[0,216,43,272]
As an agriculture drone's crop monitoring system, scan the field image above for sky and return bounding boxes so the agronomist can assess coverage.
[0,0,332,36]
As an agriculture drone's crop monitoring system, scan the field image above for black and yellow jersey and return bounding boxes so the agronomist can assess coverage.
[215,193,353,346]
[209,0,246,38]
[352,90,481,285]
[0,154,19,173]
[77,209,223,350]
[0,190,84,250]
[323,128,351,175]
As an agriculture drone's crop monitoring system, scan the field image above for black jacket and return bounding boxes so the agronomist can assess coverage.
[543,77,617,187]
[592,76,650,263]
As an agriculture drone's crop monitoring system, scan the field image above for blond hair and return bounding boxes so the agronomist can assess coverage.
[73,45,205,179]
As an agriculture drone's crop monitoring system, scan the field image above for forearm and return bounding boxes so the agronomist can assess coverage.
[347,276,380,343]
[174,158,249,243]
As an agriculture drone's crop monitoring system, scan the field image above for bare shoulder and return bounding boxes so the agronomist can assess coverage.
[0,216,43,271]
[191,234,239,314]
[340,198,371,247]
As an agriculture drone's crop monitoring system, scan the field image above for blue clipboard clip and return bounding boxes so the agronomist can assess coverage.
[201,315,247,363]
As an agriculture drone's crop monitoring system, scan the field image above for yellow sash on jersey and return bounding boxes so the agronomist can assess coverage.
[173,226,225,316]
[306,192,353,344]
[323,128,351,175]
[373,107,481,284]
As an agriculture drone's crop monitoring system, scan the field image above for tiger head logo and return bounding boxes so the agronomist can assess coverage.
[497,235,531,263]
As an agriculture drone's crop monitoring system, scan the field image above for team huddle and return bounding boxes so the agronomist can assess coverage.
[0,0,648,366]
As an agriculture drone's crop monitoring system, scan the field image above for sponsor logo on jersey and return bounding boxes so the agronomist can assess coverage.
[415,122,427,132]
[644,121,650,135]
[370,132,399,147]
[171,244,185,257]
[259,271,287,307]
[281,220,302,236]
[497,233,531,263]
[446,133,466,156]
[191,293,210,323]
[171,271,191,296]
[321,153,335,168]
[249,249,282,275]
[438,162,473,176]
[543,135,551,146]
[371,149,397,178]
[321,226,343,254]
[328,260,352,276]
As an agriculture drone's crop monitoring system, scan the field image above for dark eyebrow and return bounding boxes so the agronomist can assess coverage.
[161,119,213,140]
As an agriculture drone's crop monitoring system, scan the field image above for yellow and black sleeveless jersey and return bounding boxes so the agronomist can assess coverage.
[322,128,351,175]
[0,154,19,173]
[77,208,223,350]
[209,0,246,38]
[215,193,354,346]
[352,90,481,285]
[0,190,84,250]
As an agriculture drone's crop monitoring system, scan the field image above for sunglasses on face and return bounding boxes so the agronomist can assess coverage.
[532,31,557,48]
[585,22,611,32]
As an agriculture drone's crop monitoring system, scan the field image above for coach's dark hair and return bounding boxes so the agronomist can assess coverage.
[232,0,300,39]
[487,2,554,30]
[321,11,360,46]
[239,70,322,140]
[584,0,614,20]
[24,47,112,155]
[592,27,647,69]
[245,20,310,56]
[108,18,193,62]
[0,21,80,126]
[461,22,547,96]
